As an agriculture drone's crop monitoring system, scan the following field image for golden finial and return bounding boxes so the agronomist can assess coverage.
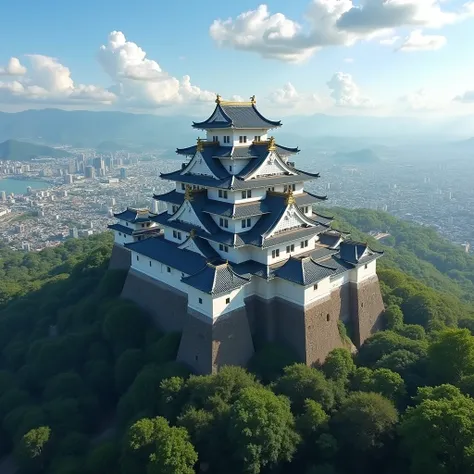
[267,136,276,151]
[189,228,196,238]
[250,95,256,105]
[215,93,222,104]
[285,189,295,206]
[184,185,194,202]
[196,137,204,153]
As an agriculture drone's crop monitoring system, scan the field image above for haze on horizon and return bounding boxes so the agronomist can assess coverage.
[1,0,474,120]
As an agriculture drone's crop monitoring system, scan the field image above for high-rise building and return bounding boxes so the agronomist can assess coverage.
[85,166,95,179]
[64,174,74,184]
[69,227,79,239]
[0,191,6,201]
[109,94,385,374]
[120,167,127,180]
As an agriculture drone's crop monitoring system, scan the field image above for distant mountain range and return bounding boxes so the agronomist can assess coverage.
[0,108,473,151]
[332,148,381,164]
[0,139,73,161]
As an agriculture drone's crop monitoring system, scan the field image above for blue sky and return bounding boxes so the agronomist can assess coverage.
[1,0,474,116]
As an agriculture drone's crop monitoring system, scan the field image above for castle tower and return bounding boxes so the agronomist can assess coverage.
[117,95,385,374]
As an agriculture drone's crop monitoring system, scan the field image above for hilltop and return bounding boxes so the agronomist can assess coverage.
[0,139,73,161]
[1,211,474,473]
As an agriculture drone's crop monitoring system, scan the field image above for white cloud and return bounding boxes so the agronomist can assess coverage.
[399,88,443,110]
[397,30,447,52]
[267,82,319,107]
[454,90,474,103]
[210,1,474,61]
[97,31,214,107]
[0,57,27,76]
[327,72,373,108]
[380,35,401,46]
[344,57,355,63]
[0,55,114,105]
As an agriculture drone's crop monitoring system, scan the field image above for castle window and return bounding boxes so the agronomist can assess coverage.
[242,218,251,229]
[365,264,368,269]
[149,260,152,267]
[314,284,318,290]
[239,136,247,143]
[226,297,230,304]
[199,298,202,304]
[173,230,177,238]
[136,255,139,261]
[177,232,182,240]
[301,240,309,249]
[172,205,178,213]
[229,165,232,172]
[224,191,228,199]
[241,190,252,199]
[224,136,230,144]
[126,222,129,226]
[167,266,171,273]
[327,314,330,322]
[254,136,261,142]
[272,249,280,258]
[213,135,218,142]
[219,244,229,253]
[219,218,229,229]
[141,223,145,228]
[268,187,275,192]
[286,244,295,253]
[218,190,223,198]
[181,183,185,190]
[119,232,122,236]
[182,273,185,278]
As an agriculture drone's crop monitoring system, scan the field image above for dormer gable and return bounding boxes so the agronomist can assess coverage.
[168,200,210,233]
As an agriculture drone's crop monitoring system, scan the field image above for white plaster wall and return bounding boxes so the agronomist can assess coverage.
[235,216,257,233]
[264,236,317,265]
[167,202,180,215]
[130,252,188,293]
[187,287,246,319]
[211,215,238,233]
[233,187,266,204]
[219,159,250,175]
[232,129,268,147]
[208,188,232,203]
[188,287,213,317]
[270,183,304,194]
[304,277,332,305]
[275,279,306,306]
[169,201,206,229]
[353,260,377,284]
[114,231,134,246]
[164,226,188,244]
[175,182,185,193]
[208,240,252,264]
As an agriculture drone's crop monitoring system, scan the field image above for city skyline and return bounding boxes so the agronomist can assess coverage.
[1,0,474,117]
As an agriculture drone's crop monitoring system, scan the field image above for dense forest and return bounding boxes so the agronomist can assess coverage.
[1,210,474,474]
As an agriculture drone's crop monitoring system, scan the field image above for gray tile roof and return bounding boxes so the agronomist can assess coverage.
[179,235,220,260]
[153,190,184,205]
[114,208,156,223]
[311,247,338,261]
[192,103,281,130]
[275,256,338,286]
[160,168,320,190]
[108,223,134,235]
[182,262,251,295]
[177,143,299,159]
[318,231,343,248]
[125,235,212,275]
[203,200,271,219]
[339,241,369,264]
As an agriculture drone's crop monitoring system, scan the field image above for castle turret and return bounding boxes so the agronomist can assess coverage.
[116,95,385,374]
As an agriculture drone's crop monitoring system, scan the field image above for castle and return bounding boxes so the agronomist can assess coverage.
[108,95,385,374]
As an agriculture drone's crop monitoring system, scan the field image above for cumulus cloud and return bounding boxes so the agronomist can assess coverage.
[327,72,373,108]
[397,30,447,52]
[0,57,27,76]
[267,82,319,107]
[97,31,214,107]
[0,55,114,105]
[210,1,474,61]
[380,35,401,46]
[454,90,474,103]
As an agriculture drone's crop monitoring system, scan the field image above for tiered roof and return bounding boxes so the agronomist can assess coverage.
[192,96,281,130]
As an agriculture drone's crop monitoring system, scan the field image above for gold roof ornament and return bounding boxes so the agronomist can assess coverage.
[215,93,222,104]
[250,95,256,105]
[184,185,194,202]
[285,189,296,206]
[196,137,204,153]
[267,136,276,151]
[189,228,196,238]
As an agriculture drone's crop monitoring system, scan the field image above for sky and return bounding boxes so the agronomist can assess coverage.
[1,0,474,117]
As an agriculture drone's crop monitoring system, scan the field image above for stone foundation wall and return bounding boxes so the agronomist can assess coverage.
[177,307,255,374]
[121,269,188,332]
[350,276,385,346]
[109,244,131,270]
[120,267,384,374]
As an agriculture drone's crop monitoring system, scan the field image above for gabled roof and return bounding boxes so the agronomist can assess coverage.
[114,207,156,223]
[153,190,184,205]
[108,223,160,236]
[275,256,337,286]
[318,230,343,249]
[178,234,220,260]
[182,262,251,295]
[192,100,281,130]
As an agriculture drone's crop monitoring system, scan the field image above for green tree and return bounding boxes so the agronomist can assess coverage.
[275,364,335,412]
[322,348,355,385]
[126,416,197,474]
[85,441,119,474]
[352,368,406,404]
[248,343,299,383]
[115,349,145,394]
[427,329,474,384]
[228,386,300,474]
[400,385,474,474]
[14,426,51,473]
[384,305,404,330]
[331,392,398,455]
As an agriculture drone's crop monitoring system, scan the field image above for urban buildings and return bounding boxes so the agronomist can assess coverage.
[109,95,385,374]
